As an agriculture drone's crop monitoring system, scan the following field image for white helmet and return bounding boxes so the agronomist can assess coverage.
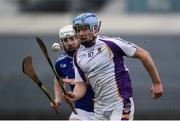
[52,25,74,52]
[59,25,74,41]
[55,25,79,56]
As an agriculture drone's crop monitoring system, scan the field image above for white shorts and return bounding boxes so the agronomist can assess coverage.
[69,108,95,121]
[94,97,135,120]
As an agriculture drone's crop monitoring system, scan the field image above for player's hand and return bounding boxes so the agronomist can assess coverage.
[151,82,163,99]
[50,99,60,112]
[62,92,76,103]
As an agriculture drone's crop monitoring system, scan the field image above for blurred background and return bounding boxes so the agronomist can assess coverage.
[0,0,180,120]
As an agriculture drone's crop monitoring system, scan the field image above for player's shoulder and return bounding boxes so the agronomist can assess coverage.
[99,35,112,40]
[99,35,124,42]
[99,35,134,45]
[56,54,68,63]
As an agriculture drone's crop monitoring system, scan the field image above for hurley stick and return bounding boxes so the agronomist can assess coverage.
[35,37,77,114]
[22,56,59,112]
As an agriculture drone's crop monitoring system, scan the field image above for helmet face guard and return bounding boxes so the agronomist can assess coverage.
[58,25,73,49]
[73,24,90,34]
[58,25,79,56]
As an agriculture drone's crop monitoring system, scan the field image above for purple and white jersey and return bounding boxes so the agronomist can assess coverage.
[73,35,137,106]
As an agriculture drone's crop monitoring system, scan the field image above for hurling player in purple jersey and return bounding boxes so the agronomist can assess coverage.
[63,13,163,120]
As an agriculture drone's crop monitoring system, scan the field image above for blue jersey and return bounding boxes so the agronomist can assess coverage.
[55,54,94,112]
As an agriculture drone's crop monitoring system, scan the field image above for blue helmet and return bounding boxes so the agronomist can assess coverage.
[73,13,101,32]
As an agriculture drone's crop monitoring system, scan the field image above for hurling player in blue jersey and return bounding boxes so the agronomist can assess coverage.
[63,13,163,120]
[50,25,95,120]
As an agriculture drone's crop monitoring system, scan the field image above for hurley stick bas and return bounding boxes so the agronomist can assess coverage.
[35,37,77,114]
[22,56,57,107]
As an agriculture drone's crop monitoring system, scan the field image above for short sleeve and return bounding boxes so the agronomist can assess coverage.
[111,38,137,57]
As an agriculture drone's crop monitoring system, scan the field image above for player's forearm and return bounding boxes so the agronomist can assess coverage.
[134,47,161,84]
[139,51,161,84]
[72,82,87,101]
[142,54,161,83]
[54,79,62,102]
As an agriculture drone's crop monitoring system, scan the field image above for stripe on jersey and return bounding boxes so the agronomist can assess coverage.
[103,44,113,62]
[99,39,126,57]
[114,79,122,98]
[100,39,133,99]
[73,52,87,82]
